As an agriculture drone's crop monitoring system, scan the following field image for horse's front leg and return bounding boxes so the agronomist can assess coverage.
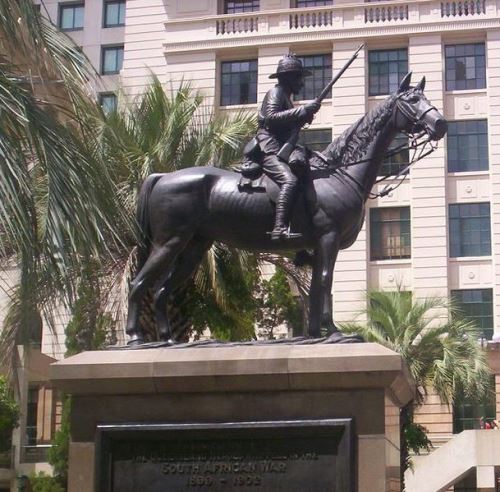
[309,231,339,338]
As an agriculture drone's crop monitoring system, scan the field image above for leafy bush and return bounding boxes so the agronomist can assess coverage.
[0,375,19,452]
[255,267,302,339]
[29,472,65,492]
[47,397,71,486]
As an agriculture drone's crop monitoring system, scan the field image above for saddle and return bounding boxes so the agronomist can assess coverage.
[235,138,329,193]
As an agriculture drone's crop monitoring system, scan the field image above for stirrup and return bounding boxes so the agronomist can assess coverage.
[267,226,302,241]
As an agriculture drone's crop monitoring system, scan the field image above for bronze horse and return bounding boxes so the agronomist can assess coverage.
[126,73,447,345]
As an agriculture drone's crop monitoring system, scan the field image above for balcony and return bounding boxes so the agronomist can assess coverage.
[20,445,50,464]
[164,0,497,53]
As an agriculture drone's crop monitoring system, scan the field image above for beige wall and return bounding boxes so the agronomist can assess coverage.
[122,0,168,98]
[414,390,453,442]
[332,40,369,323]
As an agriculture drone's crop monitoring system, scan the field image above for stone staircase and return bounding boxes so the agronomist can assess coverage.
[405,430,500,492]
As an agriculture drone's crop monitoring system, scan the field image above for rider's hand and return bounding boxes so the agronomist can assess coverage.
[304,101,321,114]
[304,112,315,125]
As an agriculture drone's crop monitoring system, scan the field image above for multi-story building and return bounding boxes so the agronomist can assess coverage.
[121,0,500,490]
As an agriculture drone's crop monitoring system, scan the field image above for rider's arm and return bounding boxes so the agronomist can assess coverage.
[262,88,308,129]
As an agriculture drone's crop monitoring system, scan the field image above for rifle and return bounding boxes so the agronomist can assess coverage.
[277,43,364,162]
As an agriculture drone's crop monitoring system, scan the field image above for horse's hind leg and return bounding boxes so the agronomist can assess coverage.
[126,233,192,344]
[153,236,213,342]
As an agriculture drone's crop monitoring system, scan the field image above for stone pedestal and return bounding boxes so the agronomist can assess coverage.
[50,343,414,492]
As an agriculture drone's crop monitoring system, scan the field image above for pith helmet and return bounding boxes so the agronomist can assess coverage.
[269,54,313,79]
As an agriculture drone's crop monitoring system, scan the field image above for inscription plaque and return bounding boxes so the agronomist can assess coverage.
[96,420,353,491]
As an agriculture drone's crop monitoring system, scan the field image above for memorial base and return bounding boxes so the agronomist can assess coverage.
[50,343,414,492]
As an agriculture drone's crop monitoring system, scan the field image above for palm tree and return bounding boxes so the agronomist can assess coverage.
[0,1,126,376]
[341,289,491,485]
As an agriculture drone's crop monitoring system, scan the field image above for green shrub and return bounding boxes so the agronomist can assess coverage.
[29,472,65,492]
[0,375,19,452]
[47,396,71,487]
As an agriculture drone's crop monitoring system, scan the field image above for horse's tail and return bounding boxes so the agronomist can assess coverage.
[136,173,163,271]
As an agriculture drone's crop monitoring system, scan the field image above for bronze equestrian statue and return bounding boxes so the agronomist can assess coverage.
[125,65,448,345]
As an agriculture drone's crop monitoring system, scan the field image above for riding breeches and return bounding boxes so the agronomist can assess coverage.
[261,154,297,188]
[261,154,298,230]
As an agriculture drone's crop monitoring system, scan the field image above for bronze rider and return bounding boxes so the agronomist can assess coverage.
[257,54,320,240]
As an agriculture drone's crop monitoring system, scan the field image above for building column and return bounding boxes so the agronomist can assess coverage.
[496,374,500,422]
[477,465,496,492]
[122,0,169,98]
[331,40,368,323]
[487,30,500,341]
[408,34,448,304]
[164,52,217,105]
[409,34,453,438]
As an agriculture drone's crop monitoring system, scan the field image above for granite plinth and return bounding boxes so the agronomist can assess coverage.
[50,343,414,492]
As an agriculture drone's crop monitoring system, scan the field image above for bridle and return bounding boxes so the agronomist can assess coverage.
[393,90,438,137]
[334,91,440,199]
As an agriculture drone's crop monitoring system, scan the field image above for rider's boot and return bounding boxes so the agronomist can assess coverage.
[270,184,301,240]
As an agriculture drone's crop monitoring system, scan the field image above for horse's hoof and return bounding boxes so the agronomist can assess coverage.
[159,338,175,346]
[326,331,364,344]
[127,335,145,346]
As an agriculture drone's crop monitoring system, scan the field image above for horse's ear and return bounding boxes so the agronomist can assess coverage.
[398,72,412,93]
[416,76,426,91]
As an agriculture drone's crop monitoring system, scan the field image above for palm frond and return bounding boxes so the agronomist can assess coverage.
[341,288,491,406]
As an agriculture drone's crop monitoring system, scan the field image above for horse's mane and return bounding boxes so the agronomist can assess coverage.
[322,94,398,168]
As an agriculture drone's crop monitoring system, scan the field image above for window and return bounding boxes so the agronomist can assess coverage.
[224,0,259,13]
[368,49,408,96]
[453,396,496,433]
[379,133,409,176]
[445,43,486,91]
[449,202,491,257]
[101,45,124,75]
[452,289,493,340]
[104,0,125,27]
[298,128,332,152]
[453,377,495,433]
[58,2,84,31]
[23,385,59,458]
[295,0,333,6]
[370,207,411,260]
[447,120,488,172]
[296,54,332,101]
[220,60,257,106]
[99,93,118,114]
[26,387,39,446]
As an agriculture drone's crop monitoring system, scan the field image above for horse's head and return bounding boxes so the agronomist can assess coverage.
[392,72,447,141]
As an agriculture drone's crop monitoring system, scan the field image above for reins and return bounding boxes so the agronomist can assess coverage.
[368,134,438,199]
[325,94,439,199]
